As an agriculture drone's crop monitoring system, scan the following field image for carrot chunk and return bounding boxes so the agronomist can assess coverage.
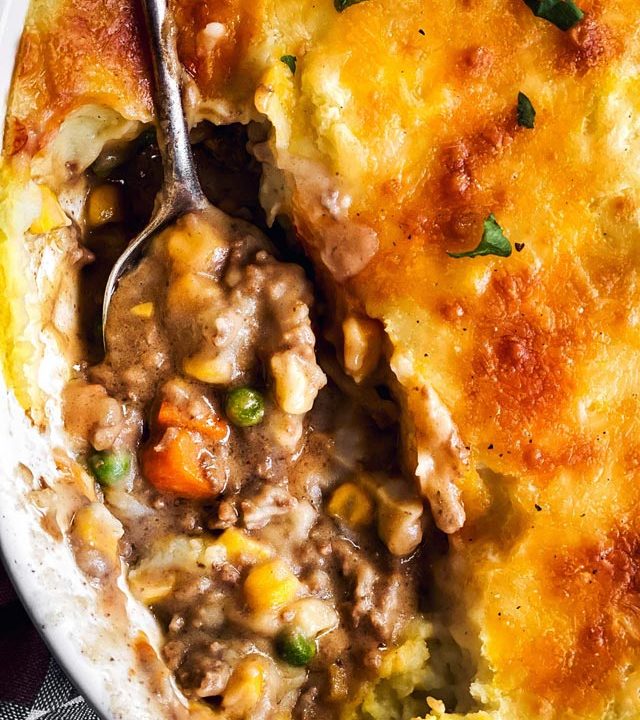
[141,428,215,499]
[156,400,228,442]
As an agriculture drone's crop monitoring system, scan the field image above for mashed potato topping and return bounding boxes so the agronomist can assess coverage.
[4,0,640,718]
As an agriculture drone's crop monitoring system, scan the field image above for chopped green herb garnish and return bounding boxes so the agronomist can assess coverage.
[447,214,512,259]
[334,0,367,11]
[280,55,297,74]
[524,0,584,31]
[517,92,536,129]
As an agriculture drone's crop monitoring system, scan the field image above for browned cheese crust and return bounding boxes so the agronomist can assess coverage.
[6,1,640,718]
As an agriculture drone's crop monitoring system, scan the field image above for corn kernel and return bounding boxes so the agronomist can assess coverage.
[282,598,338,637]
[86,184,123,228]
[342,315,383,383]
[244,560,301,612]
[222,656,267,717]
[183,352,233,384]
[29,185,70,234]
[327,482,374,528]
[167,273,220,311]
[71,502,123,563]
[166,229,194,263]
[213,527,273,565]
[165,215,226,274]
[128,569,175,605]
[130,302,154,318]
[270,350,321,415]
[427,696,447,715]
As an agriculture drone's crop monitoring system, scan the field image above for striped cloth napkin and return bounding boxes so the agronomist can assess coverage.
[0,566,97,720]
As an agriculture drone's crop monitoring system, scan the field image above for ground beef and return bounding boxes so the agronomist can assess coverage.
[65,125,430,720]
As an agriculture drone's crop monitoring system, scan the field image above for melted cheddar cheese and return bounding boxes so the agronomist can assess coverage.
[6,0,151,156]
[6,0,640,718]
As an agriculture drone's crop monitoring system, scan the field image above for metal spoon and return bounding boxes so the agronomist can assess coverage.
[101,0,208,343]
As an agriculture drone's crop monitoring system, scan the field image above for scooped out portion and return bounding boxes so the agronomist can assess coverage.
[61,187,439,718]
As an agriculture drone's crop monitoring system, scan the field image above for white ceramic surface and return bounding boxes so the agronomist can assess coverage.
[0,0,29,141]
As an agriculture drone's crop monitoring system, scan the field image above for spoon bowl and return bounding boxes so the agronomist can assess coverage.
[102,0,209,343]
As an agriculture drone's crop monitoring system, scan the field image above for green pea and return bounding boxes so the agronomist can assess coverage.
[225,387,265,427]
[276,629,316,667]
[88,450,131,486]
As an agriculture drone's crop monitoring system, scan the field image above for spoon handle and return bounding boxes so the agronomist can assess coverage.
[141,0,207,214]
[101,0,207,343]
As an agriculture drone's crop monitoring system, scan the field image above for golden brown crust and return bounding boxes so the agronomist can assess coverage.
[6,0,640,717]
[6,0,152,155]
[172,0,255,97]
[270,2,640,714]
